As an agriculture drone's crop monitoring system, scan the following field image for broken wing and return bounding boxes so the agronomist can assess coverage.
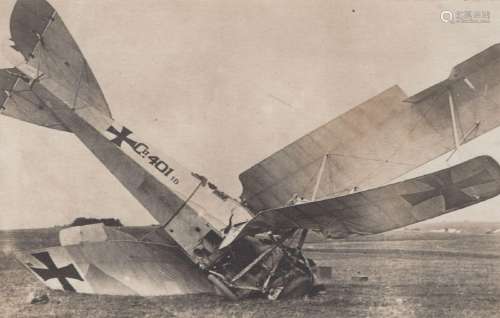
[238,156,500,239]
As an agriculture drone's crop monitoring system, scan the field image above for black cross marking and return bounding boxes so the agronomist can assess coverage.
[401,169,494,210]
[106,126,138,148]
[28,251,84,292]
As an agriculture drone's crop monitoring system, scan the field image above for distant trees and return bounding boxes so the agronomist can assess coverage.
[69,217,123,227]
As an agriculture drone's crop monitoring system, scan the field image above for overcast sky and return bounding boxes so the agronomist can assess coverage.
[2,0,500,229]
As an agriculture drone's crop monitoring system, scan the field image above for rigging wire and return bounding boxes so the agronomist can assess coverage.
[326,152,414,166]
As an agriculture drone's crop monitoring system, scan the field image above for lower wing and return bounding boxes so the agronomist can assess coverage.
[15,224,211,296]
[226,156,500,245]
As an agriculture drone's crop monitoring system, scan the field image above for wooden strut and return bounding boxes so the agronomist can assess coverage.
[296,229,313,280]
[262,259,282,291]
[139,180,204,241]
[446,121,480,162]
[311,154,328,201]
[231,232,292,283]
[448,90,461,151]
[297,228,308,249]
[160,181,204,229]
[446,78,483,162]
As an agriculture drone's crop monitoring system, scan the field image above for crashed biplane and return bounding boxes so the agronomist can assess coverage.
[3,0,500,300]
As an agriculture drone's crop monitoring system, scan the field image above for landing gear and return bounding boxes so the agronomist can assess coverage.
[208,266,314,300]
[206,231,316,300]
[279,275,314,299]
[208,274,239,301]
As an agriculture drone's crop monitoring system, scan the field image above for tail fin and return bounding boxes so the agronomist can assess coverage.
[1,0,112,130]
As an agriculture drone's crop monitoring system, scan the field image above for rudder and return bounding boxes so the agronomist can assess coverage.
[1,0,114,131]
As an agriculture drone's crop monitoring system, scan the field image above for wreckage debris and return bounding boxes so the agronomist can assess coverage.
[27,290,49,304]
[352,276,369,282]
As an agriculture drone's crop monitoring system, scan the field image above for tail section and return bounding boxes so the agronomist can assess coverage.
[0,67,69,131]
[1,0,112,131]
[2,0,252,265]
[7,0,112,119]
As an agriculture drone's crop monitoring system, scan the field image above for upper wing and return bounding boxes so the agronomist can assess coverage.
[239,44,500,213]
[234,156,500,241]
[9,0,111,117]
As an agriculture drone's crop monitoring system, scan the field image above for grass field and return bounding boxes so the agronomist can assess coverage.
[2,227,500,317]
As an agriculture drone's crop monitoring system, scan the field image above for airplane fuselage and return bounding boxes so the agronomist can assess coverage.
[17,63,252,265]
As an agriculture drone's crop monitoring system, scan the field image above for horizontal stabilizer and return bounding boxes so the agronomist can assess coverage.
[0,68,69,131]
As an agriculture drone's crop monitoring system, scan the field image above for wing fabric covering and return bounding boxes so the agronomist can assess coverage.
[240,44,500,213]
[404,44,500,143]
[0,68,69,131]
[17,242,212,296]
[239,156,500,239]
[16,225,212,296]
[9,0,111,118]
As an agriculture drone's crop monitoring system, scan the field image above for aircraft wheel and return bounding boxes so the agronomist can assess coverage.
[208,274,239,301]
[279,275,313,299]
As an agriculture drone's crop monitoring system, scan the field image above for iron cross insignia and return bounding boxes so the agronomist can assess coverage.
[106,126,138,148]
[401,169,494,210]
[27,251,84,292]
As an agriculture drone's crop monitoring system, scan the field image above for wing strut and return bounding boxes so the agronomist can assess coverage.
[448,90,461,150]
[139,180,205,242]
[446,79,482,162]
[311,154,328,201]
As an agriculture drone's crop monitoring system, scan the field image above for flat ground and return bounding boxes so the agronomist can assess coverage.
[2,227,500,317]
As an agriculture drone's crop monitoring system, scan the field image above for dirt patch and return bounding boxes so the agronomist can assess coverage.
[2,228,500,317]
